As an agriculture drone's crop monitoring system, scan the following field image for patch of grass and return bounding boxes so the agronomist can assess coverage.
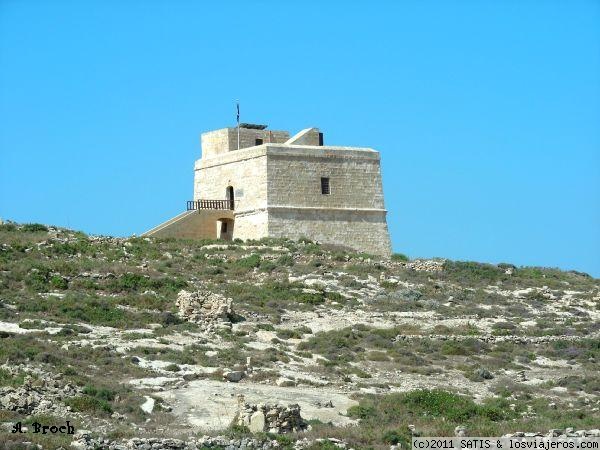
[222,281,328,319]
[165,363,180,372]
[340,389,521,445]
[0,414,81,449]
[366,351,390,361]
[15,292,170,328]
[275,327,310,339]
[259,260,277,272]
[18,320,47,329]
[82,384,116,401]
[106,273,187,294]
[441,338,485,356]
[0,368,26,387]
[542,338,600,365]
[298,325,400,366]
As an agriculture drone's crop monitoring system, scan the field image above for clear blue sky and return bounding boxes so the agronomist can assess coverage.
[1,1,599,276]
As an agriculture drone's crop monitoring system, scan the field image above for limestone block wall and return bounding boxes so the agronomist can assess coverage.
[144,210,234,240]
[232,209,269,241]
[194,146,270,241]
[194,146,268,213]
[266,145,385,210]
[232,128,289,152]
[285,128,321,145]
[201,128,289,158]
[200,129,230,159]
[268,208,392,257]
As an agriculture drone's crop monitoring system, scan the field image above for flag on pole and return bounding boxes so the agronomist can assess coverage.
[236,100,240,150]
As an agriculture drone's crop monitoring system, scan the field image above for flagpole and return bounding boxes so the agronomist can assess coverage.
[236,100,240,150]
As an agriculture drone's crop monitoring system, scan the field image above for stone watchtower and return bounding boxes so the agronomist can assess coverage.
[144,124,392,256]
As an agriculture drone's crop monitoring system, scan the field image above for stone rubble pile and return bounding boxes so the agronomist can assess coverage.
[0,365,80,416]
[236,400,307,434]
[294,437,350,449]
[405,259,445,272]
[175,289,235,330]
[503,429,600,438]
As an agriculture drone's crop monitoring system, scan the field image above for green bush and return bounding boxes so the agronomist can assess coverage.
[83,385,115,401]
[441,338,484,356]
[391,253,409,262]
[0,223,17,231]
[382,429,409,446]
[22,223,49,232]
[276,254,294,266]
[234,254,261,269]
[24,267,51,292]
[259,260,277,272]
[443,261,506,283]
[65,395,112,414]
[401,389,480,422]
[50,275,68,290]
[276,328,303,339]
[347,404,376,419]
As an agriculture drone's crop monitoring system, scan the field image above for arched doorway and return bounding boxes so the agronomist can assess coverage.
[226,186,234,210]
[217,218,234,241]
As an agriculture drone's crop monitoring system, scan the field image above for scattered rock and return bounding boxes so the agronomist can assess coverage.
[223,370,245,382]
[140,395,155,414]
[0,366,80,416]
[455,426,468,437]
[249,410,266,433]
[275,377,296,387]
[474,368,494,380]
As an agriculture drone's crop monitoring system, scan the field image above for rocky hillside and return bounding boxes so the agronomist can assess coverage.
[0,223,598,449]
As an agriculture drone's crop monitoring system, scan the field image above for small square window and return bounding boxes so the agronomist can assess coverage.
[255,138,263,145]
[321,177,330,195]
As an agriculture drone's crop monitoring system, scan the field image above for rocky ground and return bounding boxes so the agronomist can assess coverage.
[0,222,598,449]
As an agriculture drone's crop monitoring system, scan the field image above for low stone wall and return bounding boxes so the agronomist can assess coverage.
[393,333,600,345]
[503,429,600,438]
[71,433,281,450]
